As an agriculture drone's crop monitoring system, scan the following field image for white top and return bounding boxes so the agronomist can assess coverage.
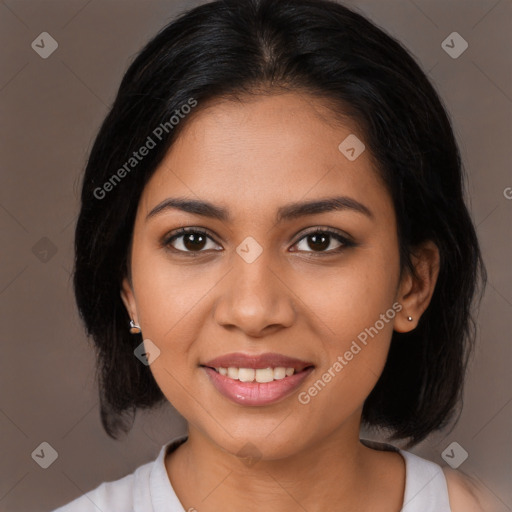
[52,435,452,512]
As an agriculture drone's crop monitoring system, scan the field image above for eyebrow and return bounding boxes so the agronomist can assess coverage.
[146,196,374,223]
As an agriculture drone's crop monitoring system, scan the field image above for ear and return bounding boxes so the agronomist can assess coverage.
[394,240,440,333]
[120,276,138,323]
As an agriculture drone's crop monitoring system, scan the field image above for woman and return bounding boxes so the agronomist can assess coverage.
[54,0,489,510]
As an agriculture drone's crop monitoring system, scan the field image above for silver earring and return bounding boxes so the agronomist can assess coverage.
[407,316,413,322]
[129,319,141,334]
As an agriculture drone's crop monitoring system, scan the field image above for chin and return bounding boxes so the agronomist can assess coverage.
[202,421,310,463]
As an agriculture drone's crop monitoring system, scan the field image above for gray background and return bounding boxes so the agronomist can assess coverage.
[0,0,510,510]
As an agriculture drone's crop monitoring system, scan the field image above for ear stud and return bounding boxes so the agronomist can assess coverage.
[129,319,141,334]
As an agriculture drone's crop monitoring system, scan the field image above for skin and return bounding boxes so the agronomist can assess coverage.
[120,91,478,511]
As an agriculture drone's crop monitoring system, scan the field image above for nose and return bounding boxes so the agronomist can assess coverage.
[213,250,296,338]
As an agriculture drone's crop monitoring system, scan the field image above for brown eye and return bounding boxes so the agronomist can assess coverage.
[293,229,355,254]
[164,228,222,253]
[181,232,207,251]
[305,233,331,251]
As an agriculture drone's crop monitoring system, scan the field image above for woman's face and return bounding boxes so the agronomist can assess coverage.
[122,92,412,459]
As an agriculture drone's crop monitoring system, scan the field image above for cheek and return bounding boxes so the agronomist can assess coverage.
[293,250,400,348]
[131,244,218,341]
[296,309,398,431]
[129,247,215,407]
[291,243,400,400]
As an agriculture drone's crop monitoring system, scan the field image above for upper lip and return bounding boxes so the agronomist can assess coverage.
[201,352,314,372]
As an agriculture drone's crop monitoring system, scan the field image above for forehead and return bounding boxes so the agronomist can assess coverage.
[139,92,392,220]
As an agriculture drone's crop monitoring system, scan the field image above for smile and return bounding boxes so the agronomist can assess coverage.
[200,352,315,406]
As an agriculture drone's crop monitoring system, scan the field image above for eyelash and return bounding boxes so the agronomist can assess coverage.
[162,227,356,257]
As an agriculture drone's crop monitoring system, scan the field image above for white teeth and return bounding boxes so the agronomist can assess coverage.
[273,367,286,380]
[227,367,239,379]
[238,368,255,382]
[255,368,274,383]
[214,366,298,382]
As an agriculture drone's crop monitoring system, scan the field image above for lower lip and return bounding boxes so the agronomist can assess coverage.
[202,367,314,406]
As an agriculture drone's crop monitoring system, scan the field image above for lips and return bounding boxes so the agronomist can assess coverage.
[200,352,315,406]
[202,352,313,372]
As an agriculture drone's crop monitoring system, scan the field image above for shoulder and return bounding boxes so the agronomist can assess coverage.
[443,467,489,512]
[52,474,136,511]
[52,459,153,512]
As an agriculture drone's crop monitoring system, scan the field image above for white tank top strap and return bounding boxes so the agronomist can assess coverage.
[360,439,452,511]
[399,449,452,511]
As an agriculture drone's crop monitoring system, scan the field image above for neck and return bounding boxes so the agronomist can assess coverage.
[165,413,403,512]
